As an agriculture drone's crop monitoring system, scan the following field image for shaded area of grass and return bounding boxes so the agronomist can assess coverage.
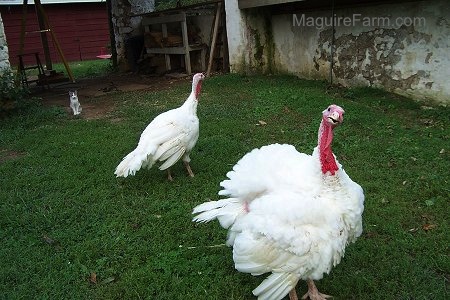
[0,74,448,299]
[54,59,114,79]
[16,59,113,81]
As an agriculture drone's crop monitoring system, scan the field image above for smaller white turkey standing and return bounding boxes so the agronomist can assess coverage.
[193,104,364,300]
[115,73,204,180]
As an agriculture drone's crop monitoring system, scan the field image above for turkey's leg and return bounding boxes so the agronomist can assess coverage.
[301,280,332,300]
[289,289,299,300]
[184,161,195,177]
[167,169,173,181]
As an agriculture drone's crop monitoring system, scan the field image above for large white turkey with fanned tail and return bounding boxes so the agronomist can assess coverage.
[193,104,364,300]
[115,73,204,180]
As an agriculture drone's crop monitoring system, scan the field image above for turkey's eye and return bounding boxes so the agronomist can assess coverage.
[327,108,331,112]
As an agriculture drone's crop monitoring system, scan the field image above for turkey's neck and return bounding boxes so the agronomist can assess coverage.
[318,120,338,175]
[183,80,202,114]
[194,80,202,99]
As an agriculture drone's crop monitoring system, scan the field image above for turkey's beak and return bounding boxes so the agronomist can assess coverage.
[328,111,343,125]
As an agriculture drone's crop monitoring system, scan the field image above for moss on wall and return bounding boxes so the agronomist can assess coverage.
[263,12,275,74]
[235,7,276,75]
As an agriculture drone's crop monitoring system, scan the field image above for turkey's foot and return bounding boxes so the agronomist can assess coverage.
[301,280,332,300]
[184,161,195,177]
[289,289,299,300]
[167,169,174,181]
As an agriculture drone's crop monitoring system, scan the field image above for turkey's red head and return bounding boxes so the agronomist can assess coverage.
[322,104,344,128]
[319,104,345,175]
[192,73,205,99]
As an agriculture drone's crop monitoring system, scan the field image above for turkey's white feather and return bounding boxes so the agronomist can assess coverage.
[193,198,245,229]
[252,272,299,300]
[115,74,203,178]
[193,140,364,300]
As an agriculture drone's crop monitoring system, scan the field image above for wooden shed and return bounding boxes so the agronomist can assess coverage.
[0,0,110,67]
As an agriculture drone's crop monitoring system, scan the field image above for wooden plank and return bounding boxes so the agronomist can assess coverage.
[142,11,206,75]
[200,48,206,71]
[35,0,53,70]
[238,0,304,9]
[145,45,205,54]
[207,2,222,76]
[18,0,28,56]
[142,14,186,26]
[180,12,191,74]
[36,0,75,82]
[146,48,186,55]
[161,23,171,71]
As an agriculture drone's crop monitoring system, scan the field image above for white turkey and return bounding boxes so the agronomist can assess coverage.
[115,73,204,180]
[193,104,364,300]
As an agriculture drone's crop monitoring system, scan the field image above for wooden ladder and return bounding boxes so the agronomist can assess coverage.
[18,0,75,83]
[17,52,49,89]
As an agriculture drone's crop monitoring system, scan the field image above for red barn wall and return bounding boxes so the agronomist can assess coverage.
[1,3,109,67]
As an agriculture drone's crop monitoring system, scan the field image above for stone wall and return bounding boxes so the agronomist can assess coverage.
[110,0,155,71]
[0,12,11,73]
[225,0,450,106]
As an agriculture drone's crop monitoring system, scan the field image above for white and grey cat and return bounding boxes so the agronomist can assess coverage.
[69,90,82,115]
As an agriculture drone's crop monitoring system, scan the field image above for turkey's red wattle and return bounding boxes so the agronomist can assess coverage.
[319,122,338,175]
[195,81,203,99]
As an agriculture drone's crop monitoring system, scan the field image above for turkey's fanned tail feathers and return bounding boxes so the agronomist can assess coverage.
[192,198,245,229]
[218,144,317,201]
[114,147,154,177]
[252,272,299,300]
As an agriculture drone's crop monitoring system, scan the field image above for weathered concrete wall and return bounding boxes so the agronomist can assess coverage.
[111,0,155,71]
[0,12,11,73]
[226,0,450,106]
[225,0,274,74]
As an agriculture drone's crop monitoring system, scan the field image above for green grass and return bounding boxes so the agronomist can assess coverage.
[17,59,113,80]
[53,59,114,79]
[0,74,448,299]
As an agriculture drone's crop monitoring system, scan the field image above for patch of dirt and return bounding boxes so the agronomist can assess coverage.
[0,149,26,163]
[33,72,191,120]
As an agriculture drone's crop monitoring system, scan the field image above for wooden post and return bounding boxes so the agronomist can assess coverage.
[221,3,229,72]
[19,0,28,56]
[180,12,191,75]
[106,0,117,69]
[207,2,222,77]
[161,23,171,71]
[16,0,29,84]
[35,0,52,70]
[35,0,75,82]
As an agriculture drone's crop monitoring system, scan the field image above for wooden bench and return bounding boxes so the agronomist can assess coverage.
[142,12,206,75]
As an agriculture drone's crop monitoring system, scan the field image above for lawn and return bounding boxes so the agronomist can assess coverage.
[16,59,113,81]
[52,59,113,79]
[0,74,448,299]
